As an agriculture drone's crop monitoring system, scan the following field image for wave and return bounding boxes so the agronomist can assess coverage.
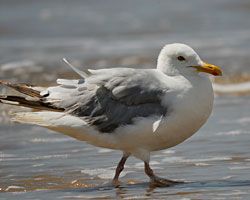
[81,168,133,179]
[213,81,250,94]
[219,117,250,126]
[0,154,69,162]
[215,130,249,136]
[30,137,73,143]
[161,156,232,164]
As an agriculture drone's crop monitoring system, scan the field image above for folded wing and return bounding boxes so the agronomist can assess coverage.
[0,68,168,133]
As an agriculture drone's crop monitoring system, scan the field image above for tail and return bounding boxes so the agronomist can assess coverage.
[1,80,90,141]
[0,80,64,112]
[12,111,89,141]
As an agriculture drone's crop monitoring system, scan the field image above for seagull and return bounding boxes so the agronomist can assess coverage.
[0,43,222,187]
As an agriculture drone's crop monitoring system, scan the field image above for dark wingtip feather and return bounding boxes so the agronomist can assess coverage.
[0,94,64,111]
[0,80,42,98]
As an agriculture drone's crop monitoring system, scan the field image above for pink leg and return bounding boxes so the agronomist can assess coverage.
[144,161,181,187]
[112,154,129,185]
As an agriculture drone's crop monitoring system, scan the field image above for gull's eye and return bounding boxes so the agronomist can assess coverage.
[177,56,186,61]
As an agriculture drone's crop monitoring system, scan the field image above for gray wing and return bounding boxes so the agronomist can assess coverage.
[43,68,168,133]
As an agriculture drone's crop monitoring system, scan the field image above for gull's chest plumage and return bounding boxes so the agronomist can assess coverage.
[149,75,214,151]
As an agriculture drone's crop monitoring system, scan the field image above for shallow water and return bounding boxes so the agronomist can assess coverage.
[0,96,250,199]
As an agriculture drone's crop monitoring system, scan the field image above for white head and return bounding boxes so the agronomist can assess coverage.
[157,43,222,77]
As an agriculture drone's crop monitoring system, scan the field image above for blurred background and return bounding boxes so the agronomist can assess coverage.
[1,0,250,81]
[0,0,250,199]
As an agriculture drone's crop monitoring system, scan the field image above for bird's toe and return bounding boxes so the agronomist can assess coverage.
[150,176,183,187]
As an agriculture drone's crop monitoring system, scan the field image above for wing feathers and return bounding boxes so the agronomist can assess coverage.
[0,95,64,111]
[0,80,42,98]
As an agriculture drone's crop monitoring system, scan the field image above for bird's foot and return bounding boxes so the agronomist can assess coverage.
[112,179,122,187]
[150,176,182,187]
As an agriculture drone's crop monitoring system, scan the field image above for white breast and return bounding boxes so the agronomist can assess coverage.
[149,75,214,151]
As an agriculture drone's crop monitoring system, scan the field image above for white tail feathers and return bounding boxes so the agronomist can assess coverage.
[12,112,50,126]
[12,111,90,141]
[12,111,87,127]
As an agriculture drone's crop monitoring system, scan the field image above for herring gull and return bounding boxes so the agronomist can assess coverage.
[0,43,222,186]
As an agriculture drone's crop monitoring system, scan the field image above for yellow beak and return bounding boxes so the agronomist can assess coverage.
[192,62,222,76]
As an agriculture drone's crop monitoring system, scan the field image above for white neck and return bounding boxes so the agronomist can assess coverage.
[157,63,179,76]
